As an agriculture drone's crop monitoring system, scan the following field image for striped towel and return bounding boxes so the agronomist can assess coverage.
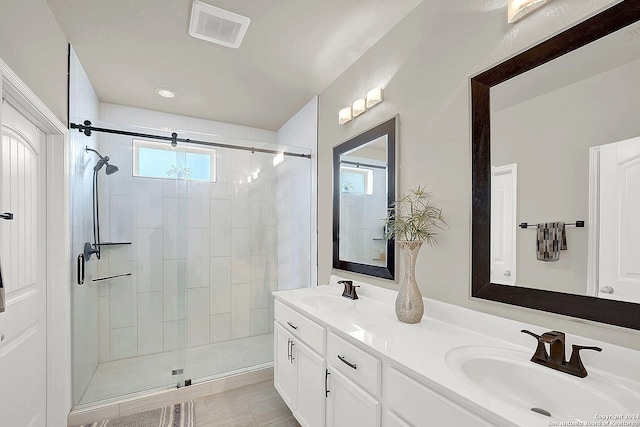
[536,222,566,262]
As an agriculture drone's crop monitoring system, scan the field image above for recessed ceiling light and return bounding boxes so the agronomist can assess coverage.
[156,88,176,98]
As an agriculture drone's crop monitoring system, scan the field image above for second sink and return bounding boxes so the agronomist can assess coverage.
[445,346,640,421]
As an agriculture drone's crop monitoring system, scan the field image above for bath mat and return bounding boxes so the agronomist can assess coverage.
[80,400,195,427]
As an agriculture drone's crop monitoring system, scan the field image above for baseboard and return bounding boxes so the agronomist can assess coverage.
[67,365,274,426]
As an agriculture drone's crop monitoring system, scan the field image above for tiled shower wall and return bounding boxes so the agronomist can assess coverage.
[93,103,311,362]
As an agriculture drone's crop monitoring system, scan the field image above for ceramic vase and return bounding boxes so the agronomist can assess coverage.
[395,240,424,324]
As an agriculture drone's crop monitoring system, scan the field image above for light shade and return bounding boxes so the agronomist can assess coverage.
[352,98,366,117]
[339,107,353,125]
[366,87,383,109]
[508,0,552,24]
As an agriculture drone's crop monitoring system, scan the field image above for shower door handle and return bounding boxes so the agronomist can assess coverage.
[77,253,85,285]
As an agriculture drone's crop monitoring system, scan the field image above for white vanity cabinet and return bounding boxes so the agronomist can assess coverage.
[325,331,381,426]
[273,296,491,427]
[274,302,327,427]
[326,366,380,427]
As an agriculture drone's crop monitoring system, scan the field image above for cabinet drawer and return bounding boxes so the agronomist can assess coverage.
[275,300,326,355]
[326,332,380,396]
[387,367,492,426]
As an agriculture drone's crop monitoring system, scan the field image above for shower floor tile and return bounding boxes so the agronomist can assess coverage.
[79,333,273,405]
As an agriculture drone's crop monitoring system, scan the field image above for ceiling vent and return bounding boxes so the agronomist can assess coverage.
[188,1,250,49]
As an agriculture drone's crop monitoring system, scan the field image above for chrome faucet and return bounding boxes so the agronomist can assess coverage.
[338,280,359,300]
[521,330,602,378]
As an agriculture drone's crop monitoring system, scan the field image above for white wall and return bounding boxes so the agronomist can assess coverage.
[277,97,318,287]
[0,0,68,125]
[492,57,640,295]
[317,0,640,350]
[69,48,101,405]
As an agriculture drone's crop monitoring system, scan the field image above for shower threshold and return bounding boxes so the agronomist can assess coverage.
[77,333,273,406]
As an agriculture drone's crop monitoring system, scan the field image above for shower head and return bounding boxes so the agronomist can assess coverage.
[105,164,119,175]
[86,146,119,175]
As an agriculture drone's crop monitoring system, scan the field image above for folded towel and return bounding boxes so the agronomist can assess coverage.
[536,222,566,262]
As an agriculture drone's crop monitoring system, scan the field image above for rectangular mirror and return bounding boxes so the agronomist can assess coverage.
[471,2,640,330]
[333,117,396,280]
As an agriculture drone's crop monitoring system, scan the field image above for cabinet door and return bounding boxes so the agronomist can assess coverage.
[294,340,326,427]
[274,323,295,409]
[326,366,380,427]
[387,367,492,426]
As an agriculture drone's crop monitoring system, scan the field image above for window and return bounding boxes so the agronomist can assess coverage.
[340,166,373,195]
[133,139,216,182]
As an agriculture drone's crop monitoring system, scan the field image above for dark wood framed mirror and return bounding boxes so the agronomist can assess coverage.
[471,1,640,330]
[333,117,396,280]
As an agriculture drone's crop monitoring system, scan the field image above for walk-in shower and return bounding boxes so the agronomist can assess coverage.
[69,115,312,408]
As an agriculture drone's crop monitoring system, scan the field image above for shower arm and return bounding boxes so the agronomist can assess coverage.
[85,146,107,161]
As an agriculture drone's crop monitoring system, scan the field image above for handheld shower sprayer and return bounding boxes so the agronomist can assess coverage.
[84,146,119,261]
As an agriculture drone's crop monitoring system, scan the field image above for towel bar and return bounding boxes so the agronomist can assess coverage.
[91,272,132,282]
[519,221,584,229]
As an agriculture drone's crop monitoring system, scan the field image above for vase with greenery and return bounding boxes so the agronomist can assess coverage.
[384,185,447,323]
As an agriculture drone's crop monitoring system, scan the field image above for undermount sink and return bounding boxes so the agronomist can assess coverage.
[446,346,640,421]
[300,293,355,310]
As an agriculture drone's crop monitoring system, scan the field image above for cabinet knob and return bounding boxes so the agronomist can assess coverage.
[600,286,614,294]
[503,270,511,277]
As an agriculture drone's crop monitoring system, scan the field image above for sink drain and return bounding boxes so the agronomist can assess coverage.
[531,407,551,417]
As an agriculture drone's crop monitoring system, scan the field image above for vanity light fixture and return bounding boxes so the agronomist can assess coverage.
[156,88,176,98]
[339,107,353,125]
[508,0,552,24]
[338,86,384,125]
[352,98,367,117]
[366,87,383,109]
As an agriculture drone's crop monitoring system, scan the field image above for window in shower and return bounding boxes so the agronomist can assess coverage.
[340,166,373,195]
[132,139,216,182]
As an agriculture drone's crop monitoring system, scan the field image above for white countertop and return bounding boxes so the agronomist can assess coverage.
[273,275,640,427]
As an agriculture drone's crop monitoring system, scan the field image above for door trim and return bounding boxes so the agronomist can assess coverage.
[587,146,600,297]
[1,57,70,426]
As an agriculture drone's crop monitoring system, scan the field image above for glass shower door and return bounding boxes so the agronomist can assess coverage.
[179,136,312,386]
[70,124,190,406]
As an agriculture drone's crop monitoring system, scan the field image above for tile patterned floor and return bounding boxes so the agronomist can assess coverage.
[193,380,301,427]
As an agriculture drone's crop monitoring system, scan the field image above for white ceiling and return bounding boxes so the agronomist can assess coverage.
[46,0,423,131]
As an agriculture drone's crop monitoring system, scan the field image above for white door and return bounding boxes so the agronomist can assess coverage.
[598,136,640,302]
[490,164,517,285]
[0,99,47,426]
